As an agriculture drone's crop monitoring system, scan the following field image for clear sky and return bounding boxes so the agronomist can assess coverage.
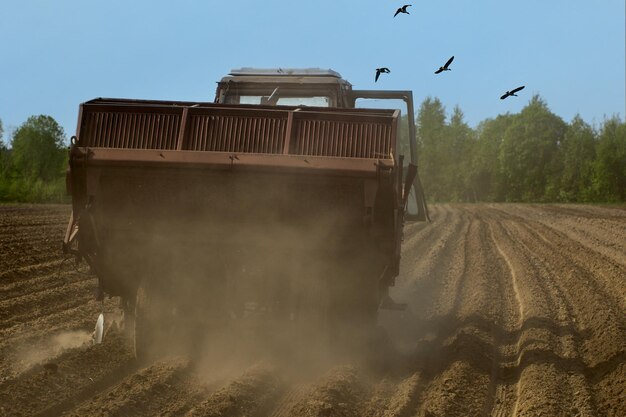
[1,0,624,142]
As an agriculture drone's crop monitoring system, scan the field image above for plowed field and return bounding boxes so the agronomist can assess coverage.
[1,204,624,416]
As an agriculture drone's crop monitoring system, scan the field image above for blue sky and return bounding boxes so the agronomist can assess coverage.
[1,0,624,142]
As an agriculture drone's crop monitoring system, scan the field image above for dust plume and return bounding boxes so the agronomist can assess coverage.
[13,330,92,373]
[94,170,405,380]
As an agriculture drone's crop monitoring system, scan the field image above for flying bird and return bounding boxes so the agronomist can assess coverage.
[435,56,454,74]
[375,67,391,82]
[500,85,525,100]
[394,5,411,17]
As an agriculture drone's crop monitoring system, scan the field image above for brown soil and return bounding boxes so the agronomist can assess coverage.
[0,204,624,416]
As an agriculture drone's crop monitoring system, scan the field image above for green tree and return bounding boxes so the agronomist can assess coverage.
[11,115,67,182]
[499,95,566,201]
[446,106,475,201]
[395,96,623,204]
[416,97,448,201]
[557,115,597,201]
[469,114,514,201]
[593,116,626,201]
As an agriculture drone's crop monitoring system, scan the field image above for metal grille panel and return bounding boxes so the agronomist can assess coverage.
[184,115,286,153]
[77,100,397,160]
[292,119,392,158]
[80,111,181,149]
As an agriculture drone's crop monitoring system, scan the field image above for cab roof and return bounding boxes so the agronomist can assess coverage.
[219,68,351,87]
[229,68,342,77]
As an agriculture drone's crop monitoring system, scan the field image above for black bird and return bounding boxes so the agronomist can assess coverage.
[435,56,454,74]
[375,67,391,82]
[394,5,411,17]
[500,85,525,100]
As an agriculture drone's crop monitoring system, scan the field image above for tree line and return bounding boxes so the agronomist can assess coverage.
[0,97,624,204]
[0,116,68,202]
[415,95,625,203]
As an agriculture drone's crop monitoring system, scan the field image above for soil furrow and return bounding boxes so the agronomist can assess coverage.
[480,216,525,417]
[382,208,470,350]
[454,209,522,417]
[268,382,310,417]
[0,330,135,417]
[0,258,70,286]
[0,279,96,329]
[360,372,423,417]
[502,217,625,415]
[186,364,282,417]
[490,205,626,312]
[507,216,625,364]
[0,269,91,302]
[63,358,207,417]
[401,204,452,252]
[1,204,624,416]
[276,366,364,417]
[491,214,598,415]
[0,296,120,381]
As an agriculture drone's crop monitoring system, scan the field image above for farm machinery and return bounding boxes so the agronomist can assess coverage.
[63,68,428,358]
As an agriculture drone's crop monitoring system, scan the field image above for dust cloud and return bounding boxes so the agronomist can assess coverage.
[14,330,92,373]
[98,170,402,380]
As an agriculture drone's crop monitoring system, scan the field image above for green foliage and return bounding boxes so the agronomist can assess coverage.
[11,115,67,182]
[469,114,513,201]
[0,176,67,203]
[417,100,480,202]
[557,115,597,201]
[0,115,68,203]
[416,96,625,203]
[417,97,448,201]
[446,106,475,201]
[498,95,567,201]
[593,116,626,201]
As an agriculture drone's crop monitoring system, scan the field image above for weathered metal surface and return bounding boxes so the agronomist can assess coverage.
[291,119,392,159]
[184,112,287,154]
[72,148,387,183]
[80,105,183,149]
[76,99,397,165]
[64,71,423,333]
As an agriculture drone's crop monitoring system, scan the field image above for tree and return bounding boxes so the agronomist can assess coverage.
[498,95,566,201]
[446,106,475,201]
[469,114,513,201]
[388,96,623,204]
[593,116,626,201]
[10,115,67,182]
[416,97,448,201]
[557,115,597,201]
